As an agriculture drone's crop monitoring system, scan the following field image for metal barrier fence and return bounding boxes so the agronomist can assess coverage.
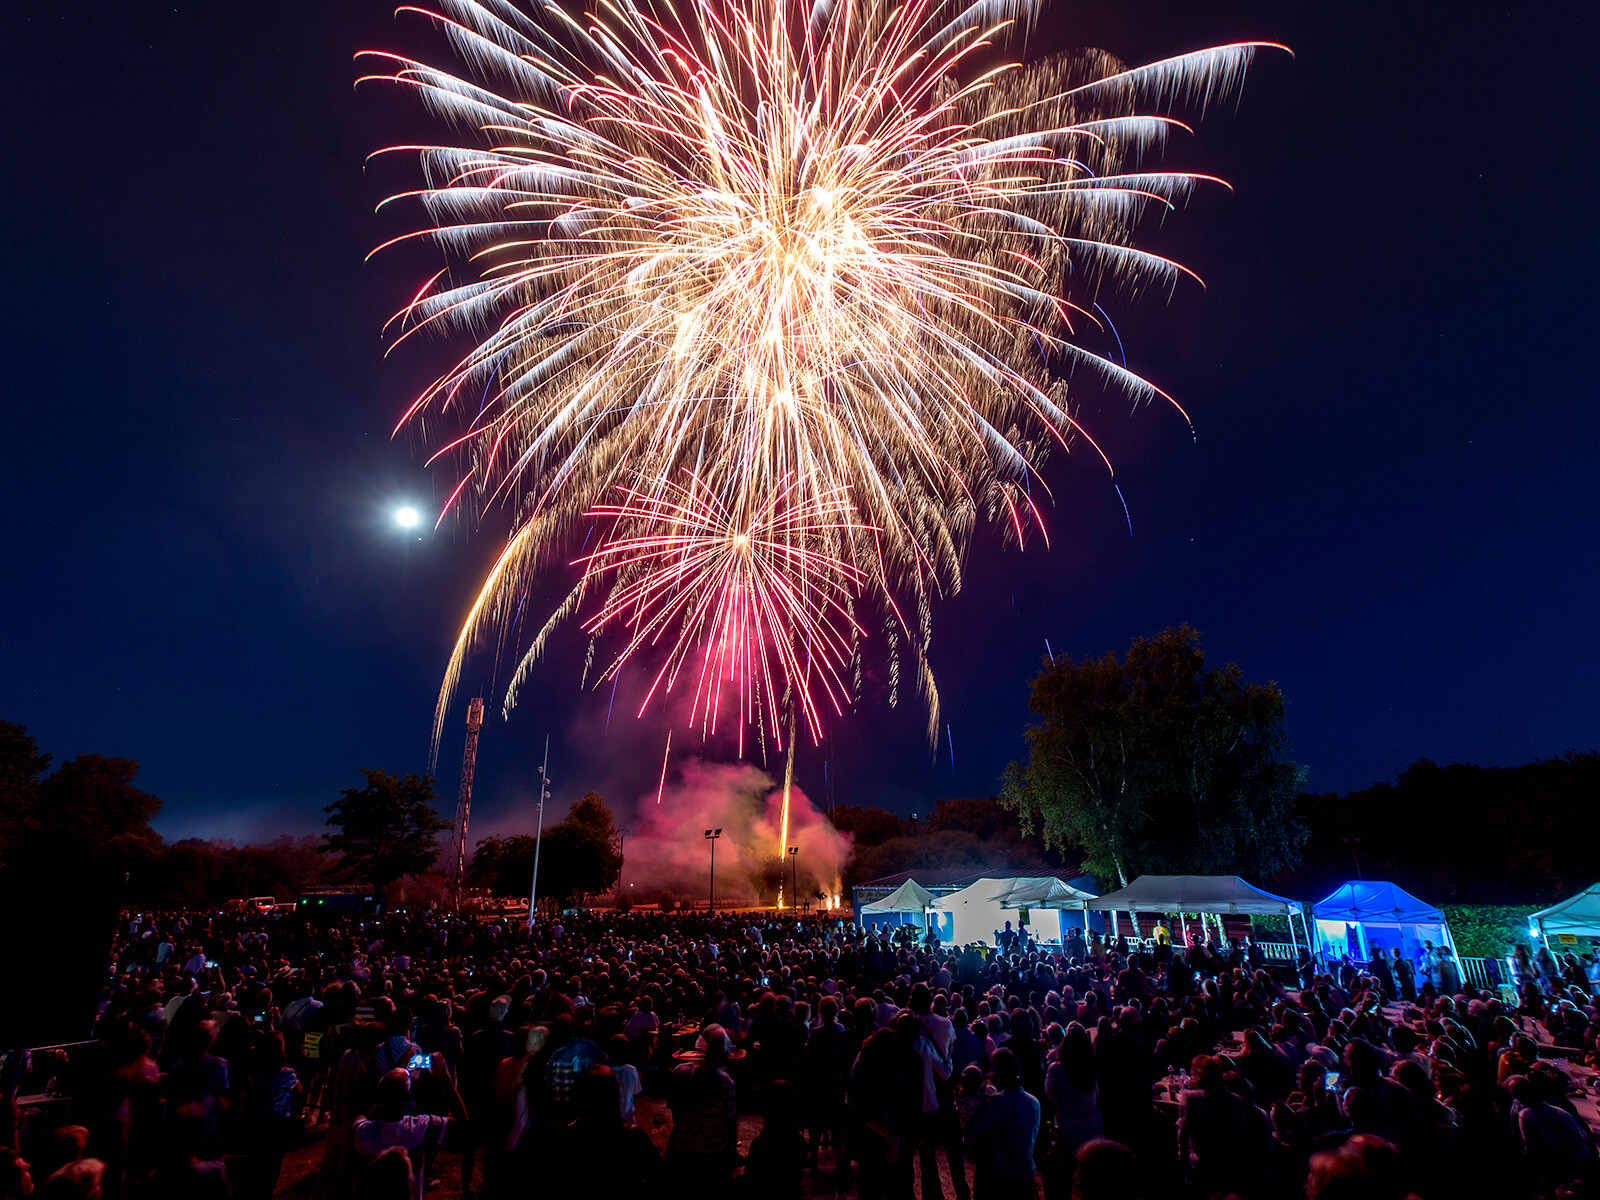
[1252,941,1300,962]
[1253,944,1503,991]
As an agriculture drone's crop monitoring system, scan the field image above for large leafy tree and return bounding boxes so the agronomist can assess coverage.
[1001,625,1306,886]
[540,791,623,903]
[0,721,51,871]
[468,834,539,897]
[322,769,451,887]
[469,792,622,905]
[0,725,161,1044]
[0,730,163,880]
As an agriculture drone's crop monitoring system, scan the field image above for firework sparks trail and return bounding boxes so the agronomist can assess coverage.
[359,0,1285,755]
[575,470,870,752]
[655,728,672,805]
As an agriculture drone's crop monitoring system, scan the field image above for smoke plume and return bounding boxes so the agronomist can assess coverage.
[624,758,851,906]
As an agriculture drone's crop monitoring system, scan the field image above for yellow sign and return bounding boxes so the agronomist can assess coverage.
[1558,934,1579,945]
[302,1033,323,1060]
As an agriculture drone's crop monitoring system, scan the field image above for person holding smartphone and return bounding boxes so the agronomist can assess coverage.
[352,1069,462,1200]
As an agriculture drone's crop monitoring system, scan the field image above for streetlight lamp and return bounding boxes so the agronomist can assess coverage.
[788,846,799,914]
[704,828,722,912]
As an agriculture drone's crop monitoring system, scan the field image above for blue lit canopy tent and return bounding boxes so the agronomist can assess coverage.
[1529,883,1600,947]
[1311,880,1458,967]
[859,878,938,931]
[929,877,1097,946]
[1084,874,1311,952]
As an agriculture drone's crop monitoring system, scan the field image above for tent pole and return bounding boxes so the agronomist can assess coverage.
[1442,920,1466,995]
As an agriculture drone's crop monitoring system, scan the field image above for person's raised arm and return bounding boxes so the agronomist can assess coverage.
[430,1054,468,1120]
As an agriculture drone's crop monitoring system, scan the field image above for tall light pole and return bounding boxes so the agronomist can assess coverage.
[527,735,551,930]
[911,812,927,871]
[788,846,799,913]
[704,828,722,912]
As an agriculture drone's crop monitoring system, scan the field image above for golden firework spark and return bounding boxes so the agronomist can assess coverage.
[359,0,1284,754]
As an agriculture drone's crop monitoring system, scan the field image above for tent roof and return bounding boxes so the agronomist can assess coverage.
[931,878,1023,911]
[861,878,938,913]
[1312,880,1443,925]
[931,877,1097,912]
[993,877,1098,908]
[1084,875,1301,916]
[854,866,1092,895]
[1531,882,1600,937]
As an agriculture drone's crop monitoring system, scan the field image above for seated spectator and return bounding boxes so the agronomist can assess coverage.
[1305,1133,1415,1200]
[1510,1072,1595,1193]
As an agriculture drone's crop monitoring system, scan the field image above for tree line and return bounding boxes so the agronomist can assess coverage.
[0,722,621,910]
[995,624,1597,906]
[6,621,1595,914]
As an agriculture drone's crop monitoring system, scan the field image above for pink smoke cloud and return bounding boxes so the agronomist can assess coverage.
[625,758,851,905]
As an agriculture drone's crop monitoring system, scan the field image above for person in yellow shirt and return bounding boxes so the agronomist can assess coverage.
[1153,921,1171,948]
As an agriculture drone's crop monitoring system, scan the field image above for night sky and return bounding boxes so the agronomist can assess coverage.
[3,0,1596,846]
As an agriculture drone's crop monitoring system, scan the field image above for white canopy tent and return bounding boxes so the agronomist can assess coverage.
[860,879,939,930]
[993,877,1098,910]
[930,877,1083,946]
[1311,880,1459,967]
[1084,874,1311,953]
[1530,883,1600,945]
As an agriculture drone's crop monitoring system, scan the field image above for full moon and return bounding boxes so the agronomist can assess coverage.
[395,506,420,528]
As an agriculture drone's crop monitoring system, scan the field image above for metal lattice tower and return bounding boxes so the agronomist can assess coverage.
[452,697,485,896]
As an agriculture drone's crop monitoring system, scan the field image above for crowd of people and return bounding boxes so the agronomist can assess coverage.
[2,903,1597,1200]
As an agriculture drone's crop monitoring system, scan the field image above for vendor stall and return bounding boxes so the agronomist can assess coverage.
[1084,874,1310,952]
[929,877,1094,946]
[1310,880,1459,968]
[1530,882,1600,947]
[859,877,938,932]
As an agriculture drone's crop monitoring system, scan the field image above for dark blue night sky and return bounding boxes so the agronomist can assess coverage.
[3,0,1596,844]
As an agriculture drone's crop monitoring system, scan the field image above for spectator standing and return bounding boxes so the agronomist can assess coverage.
[964,1048,1040,1200]
[350,1071,453,1200]
[666,1023,738,1199]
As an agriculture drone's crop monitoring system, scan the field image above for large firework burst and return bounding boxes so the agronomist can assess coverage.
[361,0,1282,752]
